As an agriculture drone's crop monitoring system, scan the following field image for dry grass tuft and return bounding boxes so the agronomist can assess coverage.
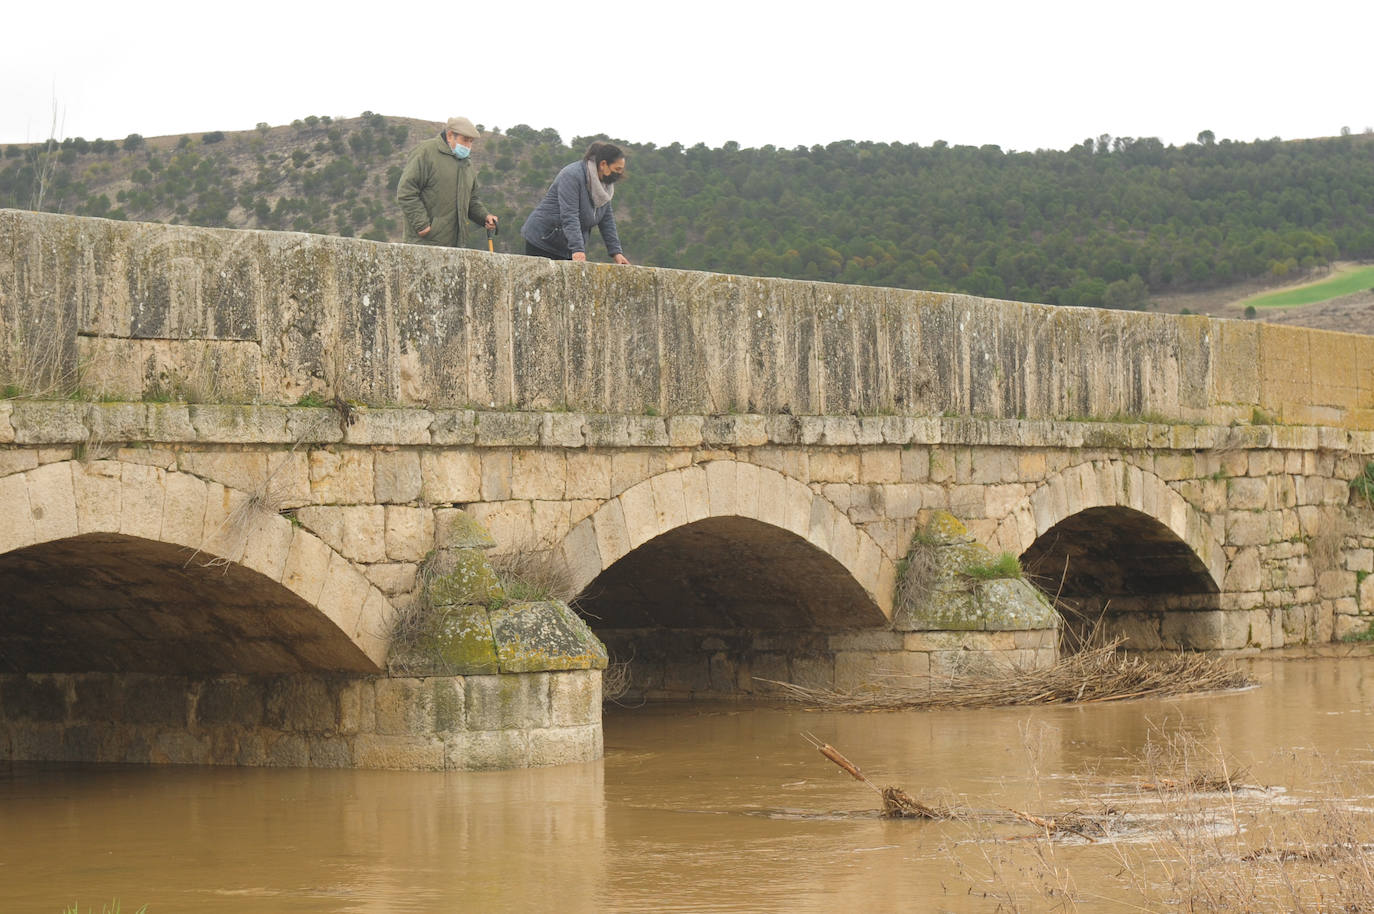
[1306,511,1352,576]
[601,656,633,703]
[487,544,581,606]
[893,533,940,618]
[2,312,84,401]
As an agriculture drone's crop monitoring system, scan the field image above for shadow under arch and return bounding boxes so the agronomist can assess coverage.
[990,458,1226,590]
[578,515,888,631]
[990,460,1225,650]
[559,459,895,624]
[1022,506,1220,602]
[0,459,395,674]
[554,460,895,697]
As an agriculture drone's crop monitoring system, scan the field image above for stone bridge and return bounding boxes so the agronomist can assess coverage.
[2,209,1373,769]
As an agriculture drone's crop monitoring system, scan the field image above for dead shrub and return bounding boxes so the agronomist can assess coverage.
[487,541,581,606]
[1307,511,1351,577]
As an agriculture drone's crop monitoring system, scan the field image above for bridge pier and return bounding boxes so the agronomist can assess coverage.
[0,669,601,769]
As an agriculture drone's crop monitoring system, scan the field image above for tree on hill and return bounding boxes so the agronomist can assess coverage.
[1,117,1371,310]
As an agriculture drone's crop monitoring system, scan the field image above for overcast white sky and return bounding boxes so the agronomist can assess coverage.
[4,0,1372,152]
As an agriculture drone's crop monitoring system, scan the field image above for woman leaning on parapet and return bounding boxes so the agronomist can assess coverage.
[520,142,631,264]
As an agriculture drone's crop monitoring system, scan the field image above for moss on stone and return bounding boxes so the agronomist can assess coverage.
[915,510,972,544]
[895,510,1056,633]
[427,548,504,607]
[443,511,498,550]
[976,578,1058,631]
[418,604,499,675]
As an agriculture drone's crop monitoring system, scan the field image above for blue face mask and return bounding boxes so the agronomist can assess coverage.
[451,142,471,160]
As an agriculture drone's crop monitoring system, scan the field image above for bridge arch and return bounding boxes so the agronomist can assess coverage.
[0,458,395,673]
[556,459,895,628]
[989,459,1224,646]
[989,458,1225,591]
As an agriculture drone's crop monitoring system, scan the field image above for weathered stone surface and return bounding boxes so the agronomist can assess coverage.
[892,511,1056,633]
[384,506,435,562]
[421,450,481,503]
[13,209,1374,762]
[417,605,500,675]
[437,508,497,549]
[374,451,422,503]
[427,548,504,606]
[489,601,609,673]
[0,210,1349,425]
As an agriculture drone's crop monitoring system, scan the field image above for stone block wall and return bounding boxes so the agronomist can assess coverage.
[4,402,1374,662]
[0,669,602,770]
[601,627,1059,701]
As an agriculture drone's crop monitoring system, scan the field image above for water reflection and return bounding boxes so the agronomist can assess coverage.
[4,658,1373,913]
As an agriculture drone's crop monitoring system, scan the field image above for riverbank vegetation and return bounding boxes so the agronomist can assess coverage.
[951,730,1374,912]
[3,117,1372,311]
[806,727,1374,911]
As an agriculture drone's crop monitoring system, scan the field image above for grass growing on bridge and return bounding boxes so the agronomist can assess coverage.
[959,552,1023,581]
[1349,461,1374,506]
[389,541,585,675]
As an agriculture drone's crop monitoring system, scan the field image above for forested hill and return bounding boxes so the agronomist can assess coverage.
[3,113,1373,310]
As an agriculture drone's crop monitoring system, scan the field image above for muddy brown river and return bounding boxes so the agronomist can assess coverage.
[4,656,1373,912]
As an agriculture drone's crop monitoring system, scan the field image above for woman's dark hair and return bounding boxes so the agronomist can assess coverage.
[583,141,624,166]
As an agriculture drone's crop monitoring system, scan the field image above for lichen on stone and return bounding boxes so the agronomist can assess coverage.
[490,601,609,672]
[894,510,1057,633]
[391,529,609,677]
[427,548,505,607]
[416,604,500,675]
[442,511,498,550]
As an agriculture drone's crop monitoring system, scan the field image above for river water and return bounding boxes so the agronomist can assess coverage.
[5,656,1374,913]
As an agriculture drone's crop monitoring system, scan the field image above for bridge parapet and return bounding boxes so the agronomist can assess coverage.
[6,210,1374,428]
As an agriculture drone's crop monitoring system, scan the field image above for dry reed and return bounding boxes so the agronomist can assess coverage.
[601,656,633,703]
[765,637,1254,711]
[944,728,1374,912]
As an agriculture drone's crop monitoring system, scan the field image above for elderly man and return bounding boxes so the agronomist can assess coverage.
[396,115,498,247]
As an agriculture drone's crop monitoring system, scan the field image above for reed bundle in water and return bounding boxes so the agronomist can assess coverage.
[766,639,1254,711]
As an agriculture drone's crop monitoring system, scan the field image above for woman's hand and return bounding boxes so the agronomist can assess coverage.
[572,252,587,262]
[613,254,630,265]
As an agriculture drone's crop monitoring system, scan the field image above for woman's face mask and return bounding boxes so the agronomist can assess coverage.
[601,160,626,183]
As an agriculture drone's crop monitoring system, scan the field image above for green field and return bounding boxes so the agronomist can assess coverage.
[1244,265,1374,309]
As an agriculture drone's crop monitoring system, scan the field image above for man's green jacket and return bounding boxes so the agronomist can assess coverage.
[396,133,491,247]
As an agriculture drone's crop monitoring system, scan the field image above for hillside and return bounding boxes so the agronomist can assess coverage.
[4,114,1374,323]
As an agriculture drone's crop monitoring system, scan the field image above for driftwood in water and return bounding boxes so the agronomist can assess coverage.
[806,736,1113,837]
[804,733,949,819]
